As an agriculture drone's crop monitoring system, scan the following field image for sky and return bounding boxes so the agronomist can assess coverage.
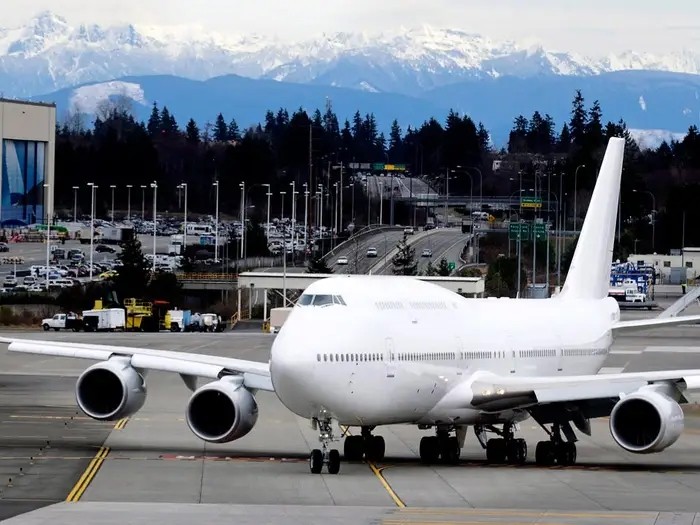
[5,0,700,55]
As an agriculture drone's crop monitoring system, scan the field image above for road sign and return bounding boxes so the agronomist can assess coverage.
[370,163,407,172]
[533,223,546,240]
[448,262,456,271]
[521,197,542,209]
[508,222,531,241]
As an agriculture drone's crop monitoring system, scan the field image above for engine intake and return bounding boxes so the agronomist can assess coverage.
[76,358,146,420]
[609,387,684,453]
[186,377,258,443]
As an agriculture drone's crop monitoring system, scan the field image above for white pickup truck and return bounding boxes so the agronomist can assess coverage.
[41,313,82,331]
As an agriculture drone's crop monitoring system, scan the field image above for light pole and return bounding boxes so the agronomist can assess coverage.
[634,189,656,252]
[110,184,116,222]
[150,181,157,273]
[140,185,147,218]
[444,168,449,227]
[179,183,188,254]
[303,183,309,256]
[126,184,132,221]
[262,183,271,241]
[239,182,246,259]
[574,164,586,232]
[72,186,79,223]
[44,183,51,291]
[290,181,297,258]
[280,190,286,223]
[378,181,384,225]
[87,183,97,280]
[213,180,220,263]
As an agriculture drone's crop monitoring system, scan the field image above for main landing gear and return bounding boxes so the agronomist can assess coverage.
[534,422,577,467]
[309,416,341,474]
[419,426,462,465]
[475,423,527,465]
[344,426,386,462]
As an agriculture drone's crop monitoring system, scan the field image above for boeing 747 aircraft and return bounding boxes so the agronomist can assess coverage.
[4,137,700,475]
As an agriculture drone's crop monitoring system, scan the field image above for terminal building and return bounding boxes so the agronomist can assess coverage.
[628,248,700,284]
[0,99,56,226]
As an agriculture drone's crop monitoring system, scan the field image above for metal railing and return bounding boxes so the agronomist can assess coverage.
[177,272,238,281]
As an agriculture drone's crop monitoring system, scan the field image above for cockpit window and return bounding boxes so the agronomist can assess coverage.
[297,294,346,307]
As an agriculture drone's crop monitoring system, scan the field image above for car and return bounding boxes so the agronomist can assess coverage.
[421,249,432,258]
[403,226,415,235]
[337,256,349,265]
[0,243,9,252]
[366,247,378,258]
[95,244,116,253]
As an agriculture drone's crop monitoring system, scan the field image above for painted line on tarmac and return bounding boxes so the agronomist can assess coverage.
[113,417,129,430]
[65,446,110,502]
[367,462,406,508]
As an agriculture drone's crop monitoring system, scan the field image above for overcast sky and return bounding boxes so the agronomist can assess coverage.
[6,0,699,55]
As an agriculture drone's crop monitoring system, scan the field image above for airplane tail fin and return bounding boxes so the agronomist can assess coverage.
[559,137,625,300]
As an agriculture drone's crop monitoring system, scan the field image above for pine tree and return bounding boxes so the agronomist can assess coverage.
[227,118,240,141]
[423,261,438,276]
[160,106,177,136]
[437,257,451,276]
[185,119,200,145]
[558,123,571,153]
[146,102,160,137]
[477,122,490,152]
[214,113,228,142]
[391,236,418,276]
[585,100,604,151]
[569,90,587,148]
[114,237,151,300]
[388,120,402,161]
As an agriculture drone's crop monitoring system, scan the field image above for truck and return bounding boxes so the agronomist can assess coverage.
[82,308,126,331]
[100,227,134,245]
[164,309,191,332]
[41,312,84,332]
[608,286,647,303]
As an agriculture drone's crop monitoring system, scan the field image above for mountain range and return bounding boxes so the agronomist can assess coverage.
[3,11,699,146]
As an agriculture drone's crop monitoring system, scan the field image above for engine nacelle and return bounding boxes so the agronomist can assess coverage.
[609,387,684,453]
[76,358,146,421]
[185,377,258,443]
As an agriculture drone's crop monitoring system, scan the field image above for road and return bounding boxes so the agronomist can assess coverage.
[327,229,406,275]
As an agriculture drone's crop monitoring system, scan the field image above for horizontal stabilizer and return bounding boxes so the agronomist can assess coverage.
[611,315,700,333]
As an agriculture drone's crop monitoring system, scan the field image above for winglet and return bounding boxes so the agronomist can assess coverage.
[560,137,625,300]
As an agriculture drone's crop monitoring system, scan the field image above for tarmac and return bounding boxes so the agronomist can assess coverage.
[4,307,700,523]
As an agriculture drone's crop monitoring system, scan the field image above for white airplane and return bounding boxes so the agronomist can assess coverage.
[4,137,700,475]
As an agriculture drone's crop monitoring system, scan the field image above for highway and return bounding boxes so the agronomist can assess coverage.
[326,228,406,275]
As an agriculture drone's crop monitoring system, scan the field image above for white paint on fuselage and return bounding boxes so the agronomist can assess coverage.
[269,276,618,426]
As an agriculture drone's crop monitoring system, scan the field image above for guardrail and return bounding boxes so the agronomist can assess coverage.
[323,225,403,260]
[176,272,238,281]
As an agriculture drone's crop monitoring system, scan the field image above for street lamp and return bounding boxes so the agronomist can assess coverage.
[126,184,132,221]
[140,185,147,218]
[110,184,116,222]
[378,181,384,225]
[179,183,188,254]
[150,181,157,273]
[87,183,97,280]
[239,181,245,259]
[213,180,220,263]
[303,183,309,256]
[72,186,79,223]
[44,183,51,291]
[574,164,586,232]
[633,189,656,251]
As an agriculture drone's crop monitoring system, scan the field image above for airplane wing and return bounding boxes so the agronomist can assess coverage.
[0,337,274,392]
[464,369,700,416]
[611,315,700,333]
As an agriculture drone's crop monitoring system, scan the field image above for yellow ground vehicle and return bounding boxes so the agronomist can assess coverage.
[123,298,154,331]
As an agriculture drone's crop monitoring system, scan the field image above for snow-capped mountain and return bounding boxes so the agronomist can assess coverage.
[1,11,699,98]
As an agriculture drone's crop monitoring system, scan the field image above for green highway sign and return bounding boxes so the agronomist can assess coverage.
[508,222,531,241]
[520,196,542,209]
[371,163,407,171]
[448,262,456,271]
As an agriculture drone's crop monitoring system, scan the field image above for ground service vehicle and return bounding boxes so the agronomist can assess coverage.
[41,313,83,332]
[82,308,125,331]
[165,309,192,332]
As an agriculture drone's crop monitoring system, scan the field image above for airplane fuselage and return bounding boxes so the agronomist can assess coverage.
[270,277,619,426]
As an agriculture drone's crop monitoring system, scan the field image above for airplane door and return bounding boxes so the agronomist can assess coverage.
[384,337,396,378]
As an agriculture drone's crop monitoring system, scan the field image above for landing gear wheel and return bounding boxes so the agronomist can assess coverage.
[327,449,341,474]
[366,436,385,462]
[419,436,440,464]
[556,442,577,466]
[507,438,527,464]
[535,441,555,466]
[440,436,460,464]
[310,449,323,474]
[486,438,507,463]
[344,435,364,461]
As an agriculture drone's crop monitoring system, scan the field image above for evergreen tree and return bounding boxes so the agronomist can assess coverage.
[146,273,183,306]
[558,123,571,153]
[113,237,151,300]
[214,113,228,142]
[146,102,160,137]
[569,90,587,148]
[185,119,200,145]
[160,106,178,136]
[227,118,240,141]
[392,236,418,276]
[585,100,604,152]
[388,120,402,161]
[477,122,490,152]
[307,256,333,274]
[423,261,438,276]
[436,257,451,276]
[508,115,529,153]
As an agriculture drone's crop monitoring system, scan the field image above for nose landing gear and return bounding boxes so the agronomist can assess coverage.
[309,416,341,474]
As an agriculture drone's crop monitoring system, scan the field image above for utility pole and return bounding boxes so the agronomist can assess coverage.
[239,181,245,259]
[213,180,220,263]
[151,181,157,273]
[180,183,188,254]
[110,185,116,222]
[126,184,132,221]
[72,186,79,223]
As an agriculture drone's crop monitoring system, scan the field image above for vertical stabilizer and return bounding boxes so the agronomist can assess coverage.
[559,137,625,300]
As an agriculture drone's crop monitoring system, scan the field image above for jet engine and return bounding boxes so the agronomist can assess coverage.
[76,358,146,421]
[185,377,258,443]
[609,388,684,453]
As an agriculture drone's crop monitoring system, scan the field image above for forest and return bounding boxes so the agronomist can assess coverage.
[55,89,700,255]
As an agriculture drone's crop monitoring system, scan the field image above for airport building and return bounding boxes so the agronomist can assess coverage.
[0,98,56,226]
[628,248,700,283]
